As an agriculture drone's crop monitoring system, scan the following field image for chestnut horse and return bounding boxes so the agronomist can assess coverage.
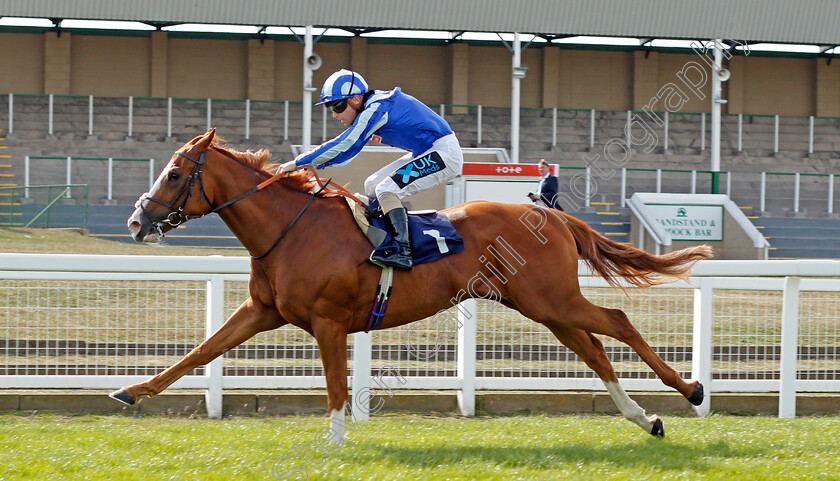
[112,128,711,441]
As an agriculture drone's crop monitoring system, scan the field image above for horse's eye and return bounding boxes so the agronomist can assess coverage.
[168,172,180,182]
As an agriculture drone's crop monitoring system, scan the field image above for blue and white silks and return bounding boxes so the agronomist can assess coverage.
[294,87,453,169]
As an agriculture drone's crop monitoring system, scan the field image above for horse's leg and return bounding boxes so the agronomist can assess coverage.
[599,305,702,404]
[311,318,350,445]
[554,297,702,405]
[547,325,664,437]
[110,297,286,404]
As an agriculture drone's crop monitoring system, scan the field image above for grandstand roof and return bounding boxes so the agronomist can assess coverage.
[3,0,840,46]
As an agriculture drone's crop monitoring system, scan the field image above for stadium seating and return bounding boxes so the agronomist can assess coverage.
[751,216,840,259]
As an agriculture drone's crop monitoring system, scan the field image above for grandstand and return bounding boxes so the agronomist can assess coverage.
[1,1,840,257]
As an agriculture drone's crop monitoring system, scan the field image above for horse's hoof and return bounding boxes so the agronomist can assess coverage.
[650,418,665,438]
[108,388,136,405]
[687,382,704,406]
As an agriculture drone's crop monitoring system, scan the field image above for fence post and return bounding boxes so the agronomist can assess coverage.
[585,166,591,209]
[625,110,631,152]
[779,276,800,418]
[167,97,173,138]
[700,112,705,151]
[283,100,289,141]
[809,115,814,154]
[760,172,766,213]
[205,275,225,419]
[691,170,697,194]
[149,159,155,190]
[127,96,133,138]
[457,298,476,417]
[590,109,595,150]
[726,171,731,198]
[551,107,557,147]
[107,158,113,201]
[88,95,94,137]
[352,331,372,422]
[48,94,54,137]
[692,279,713,417]
[439,104,445,119]
[794,172,800,214]
[656,169,662,193]
[620,168,627,208]
[477,105,482,145]
[774,114,779,153]
[737,113,743,152]
[206,98,212,131]
[663,111,669,151]
[828,174,834,215]
[245,99,251,140]
[65,157,72,198]
[24,156,29,198]
[7,93,12,135]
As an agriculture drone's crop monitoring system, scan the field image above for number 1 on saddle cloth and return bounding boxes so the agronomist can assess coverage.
[364,197,465,266]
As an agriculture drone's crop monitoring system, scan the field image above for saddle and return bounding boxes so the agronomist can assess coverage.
[345,196,464,266]
[343,195,464,332]
[298,168,463,266]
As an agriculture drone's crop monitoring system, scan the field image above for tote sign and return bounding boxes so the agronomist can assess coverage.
[647,204,723,241]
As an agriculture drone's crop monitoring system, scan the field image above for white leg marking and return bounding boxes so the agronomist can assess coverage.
[329,408,345,444]
[604,380,656,433]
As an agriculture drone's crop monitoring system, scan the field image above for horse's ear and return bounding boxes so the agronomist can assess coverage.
[193,128,216,151]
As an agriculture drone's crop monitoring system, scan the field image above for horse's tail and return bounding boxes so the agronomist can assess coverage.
[563,214,713,288]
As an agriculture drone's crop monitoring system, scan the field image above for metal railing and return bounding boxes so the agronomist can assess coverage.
[12,154,839,217]
[5,93,303,142]
[24,156,154,203]
[5,93,840,155]
[0,254,838,420]
[548,166,838,217]
[0,184,88,228]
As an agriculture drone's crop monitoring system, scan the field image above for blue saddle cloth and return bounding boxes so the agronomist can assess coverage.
[368,203,464,266]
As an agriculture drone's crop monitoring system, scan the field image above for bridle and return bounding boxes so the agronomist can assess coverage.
[137,147,336,260]
[137,150,211,236]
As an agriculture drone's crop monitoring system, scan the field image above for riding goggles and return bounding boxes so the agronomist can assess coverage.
[326,99,348,114]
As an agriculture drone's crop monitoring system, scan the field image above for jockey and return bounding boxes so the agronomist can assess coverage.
[279,69,463,271]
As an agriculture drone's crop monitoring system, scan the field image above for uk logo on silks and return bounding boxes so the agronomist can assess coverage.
[390,152,445,188]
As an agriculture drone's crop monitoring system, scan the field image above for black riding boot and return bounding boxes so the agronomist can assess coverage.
[370,208,413,270]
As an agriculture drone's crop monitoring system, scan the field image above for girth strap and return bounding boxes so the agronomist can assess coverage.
[366,266,394,332]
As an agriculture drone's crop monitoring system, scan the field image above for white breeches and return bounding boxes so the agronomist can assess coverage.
[364,133,463,202]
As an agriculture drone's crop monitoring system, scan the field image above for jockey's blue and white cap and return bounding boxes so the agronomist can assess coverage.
[317,69,368,105]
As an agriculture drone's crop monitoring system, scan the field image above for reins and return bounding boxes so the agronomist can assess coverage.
[249,166,366,259]
[305,167,367,207]
[141,148,367,260]
[250,178,330,260]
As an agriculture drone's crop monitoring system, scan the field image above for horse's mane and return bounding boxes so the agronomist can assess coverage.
[209,139,334,197]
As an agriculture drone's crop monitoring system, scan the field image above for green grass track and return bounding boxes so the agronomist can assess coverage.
[1,412,839,480]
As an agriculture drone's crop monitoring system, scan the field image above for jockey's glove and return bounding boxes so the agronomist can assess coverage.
[279,161,297,174]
